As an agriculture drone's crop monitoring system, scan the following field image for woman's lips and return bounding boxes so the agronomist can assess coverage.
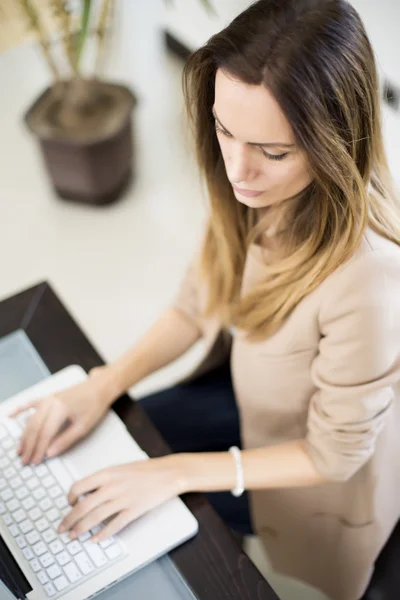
[232,184,264,198]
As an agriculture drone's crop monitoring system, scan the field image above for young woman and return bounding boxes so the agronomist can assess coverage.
[12,1,400,598]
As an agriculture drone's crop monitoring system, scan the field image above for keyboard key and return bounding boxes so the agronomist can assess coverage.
[33,541,47,556]
[27,477,40,490]
[99,537,115,549]
[91,525,102,535]
[1,489,13,502]
[46,508,59,522]
[30,558,41,573]
[49,539,63,554]
[14,457,23,470]
[0,478,6,490]
[0,457,10,469]
[39,497,53,511]
[0,424,7,439]
[61,507,71,517]
[44,582,56,597]
[4,467,16,479]
[12,508,26,523]
[28,507,42,521]
[47,459,73,494]
[22,497,35,511]
[60,532,72,544]
[105,544,122,560]
[20,466,33,480]
[3,513,12,526]
[6,498,20,512]
[84,541,107,567]
[42,528,57,544]
[10,476,22,489]
[54,575,68,592]
[40,553,55,568]
[56,551,71,566]
[26,530,41,545]
[22,547,34,560]
[36,464,49,478]
[64,561,82,583]
[8,448,18,460]
[42,475,56,488]
[47,564,62,579]
[33,487,46,501]
[53,518,62,531]
[75,551,94,575]
[16,535,27,549]
[66,540,82,556]
[37,570,49,585]
[20,519,34,534]
[49,485,62,499]
[55,496,68,509]
[16,486,29,500]
[36,518,49,532]
[78,531,91,543]
[9,523,19,537]
[2,438,13,450]
[0,502,5,515]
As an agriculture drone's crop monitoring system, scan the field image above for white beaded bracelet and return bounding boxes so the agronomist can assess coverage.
[229,446,245,497]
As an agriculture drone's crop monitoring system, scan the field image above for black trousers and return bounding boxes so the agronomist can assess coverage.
[139,362,254,535]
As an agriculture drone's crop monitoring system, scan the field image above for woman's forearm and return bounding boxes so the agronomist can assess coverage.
[173,440,326,494]
[90,309,202,405]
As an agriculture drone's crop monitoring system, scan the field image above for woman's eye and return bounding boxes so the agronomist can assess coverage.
[215,122,288,161]
[262,151,288,161]
[215,124,232,137]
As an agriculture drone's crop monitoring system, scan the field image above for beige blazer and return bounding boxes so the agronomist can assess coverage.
[172,228,400,600]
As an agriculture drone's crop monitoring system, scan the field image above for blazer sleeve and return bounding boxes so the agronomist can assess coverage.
[305,248,400,481]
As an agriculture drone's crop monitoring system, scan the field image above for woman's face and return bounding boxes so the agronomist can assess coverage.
[213,69,312,209]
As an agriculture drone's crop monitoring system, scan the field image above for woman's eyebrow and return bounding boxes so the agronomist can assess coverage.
[212,108,295,149]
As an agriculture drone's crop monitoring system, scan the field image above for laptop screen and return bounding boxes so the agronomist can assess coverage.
[0,533,32,600]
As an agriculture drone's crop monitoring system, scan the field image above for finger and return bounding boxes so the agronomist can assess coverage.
[30,407,68,465]
[68,469,111,505]
[8,401,38,419]
[60,488,112,532]
[92,509,135,543]
[46,421,85,458]
[69,501,121,539]
[20,404,50,465]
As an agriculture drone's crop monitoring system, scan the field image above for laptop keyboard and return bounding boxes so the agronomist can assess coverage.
[0,412,126,598]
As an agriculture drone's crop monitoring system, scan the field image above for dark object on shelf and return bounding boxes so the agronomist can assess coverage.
[25,80,136,206]
[164,30,192,61]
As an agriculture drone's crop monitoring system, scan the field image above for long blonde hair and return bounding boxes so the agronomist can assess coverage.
[183,0,400,340]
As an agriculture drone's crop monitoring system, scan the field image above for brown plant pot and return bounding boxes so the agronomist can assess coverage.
[24,80,137,206]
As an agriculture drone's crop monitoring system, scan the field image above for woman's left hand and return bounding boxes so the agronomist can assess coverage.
[58,456,187,543]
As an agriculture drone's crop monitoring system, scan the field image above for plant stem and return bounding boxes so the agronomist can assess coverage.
[74,0,91,71]
[17,0,61,81]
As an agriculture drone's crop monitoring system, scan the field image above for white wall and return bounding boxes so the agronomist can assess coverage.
[163,0,400,186]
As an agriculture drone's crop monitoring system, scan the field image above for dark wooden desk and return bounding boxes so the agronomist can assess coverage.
[0,282,279,600]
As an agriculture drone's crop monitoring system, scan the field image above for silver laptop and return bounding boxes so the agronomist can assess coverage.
[0,366,198,600]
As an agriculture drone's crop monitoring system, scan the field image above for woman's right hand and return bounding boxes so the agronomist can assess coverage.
[8,369,115,466]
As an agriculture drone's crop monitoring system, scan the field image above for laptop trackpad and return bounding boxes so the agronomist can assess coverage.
[63,410,146,481]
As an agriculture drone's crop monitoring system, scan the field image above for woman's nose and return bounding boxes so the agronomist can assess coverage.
[226,144,255,185]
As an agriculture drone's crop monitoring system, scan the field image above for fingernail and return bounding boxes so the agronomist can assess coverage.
[92,537,98,544]
[70,531,77,539]
[58,525,65,533]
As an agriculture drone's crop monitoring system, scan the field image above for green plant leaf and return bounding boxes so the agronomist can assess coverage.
[74,0,92,70]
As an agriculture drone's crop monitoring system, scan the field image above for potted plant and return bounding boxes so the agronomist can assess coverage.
[1,1,135,205]
[1,0,213,206]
